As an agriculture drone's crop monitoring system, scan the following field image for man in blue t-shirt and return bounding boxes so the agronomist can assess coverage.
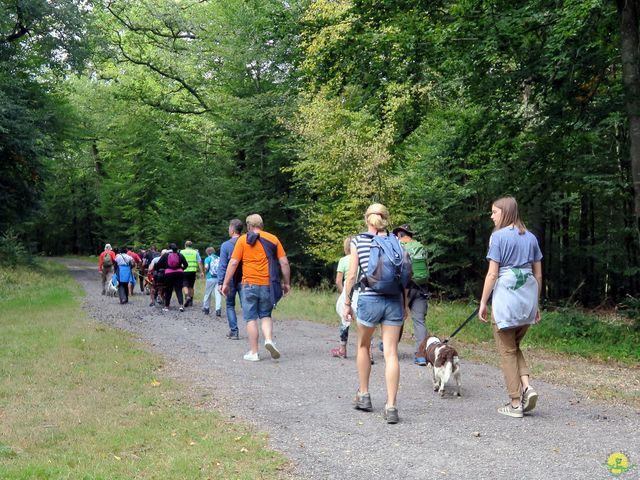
[217,218,243,339]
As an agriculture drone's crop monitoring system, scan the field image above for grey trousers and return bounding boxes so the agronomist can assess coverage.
[408,286,429,353]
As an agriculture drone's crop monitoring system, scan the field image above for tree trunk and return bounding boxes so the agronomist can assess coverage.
[618,0,640,228]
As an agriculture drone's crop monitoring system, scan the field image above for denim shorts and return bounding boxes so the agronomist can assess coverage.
[356,294,404,327]
[239,284,272,320]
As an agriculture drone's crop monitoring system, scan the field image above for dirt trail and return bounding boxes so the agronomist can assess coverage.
[64,259,639,480]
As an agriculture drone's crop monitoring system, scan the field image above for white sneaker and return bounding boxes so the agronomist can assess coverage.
[522,387,538,413]
[243,351,259,362]
[264,340,281,359]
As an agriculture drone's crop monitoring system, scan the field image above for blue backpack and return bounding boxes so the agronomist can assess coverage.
[359,233,411,295]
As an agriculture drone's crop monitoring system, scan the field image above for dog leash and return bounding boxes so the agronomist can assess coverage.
[443,306,480,344]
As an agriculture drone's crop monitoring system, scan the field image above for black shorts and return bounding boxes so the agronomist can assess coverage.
[153,270,166,287]
[183,272,197,288]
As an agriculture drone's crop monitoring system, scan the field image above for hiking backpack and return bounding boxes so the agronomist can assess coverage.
[402,240,428,285]
[359,233,411,295]
[103,252,113,267]
[167,252,180,269]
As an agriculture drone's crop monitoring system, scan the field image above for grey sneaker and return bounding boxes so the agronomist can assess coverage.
[497,403,523,418]
[264,340,281,359]
[353,391,373,411]
[522,387,538,413]
[383,406,399,424]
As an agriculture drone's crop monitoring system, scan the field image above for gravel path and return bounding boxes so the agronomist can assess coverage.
[65,259,639,479]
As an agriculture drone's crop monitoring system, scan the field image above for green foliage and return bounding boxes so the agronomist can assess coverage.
[619,296,640,332]
[0,229,30,267]
[0,0,91,231]
[297,0,639,301]
[289,94,400,261]
[528,310,640,363]
[6,0,639,304]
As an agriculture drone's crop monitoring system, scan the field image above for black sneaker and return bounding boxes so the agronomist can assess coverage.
[184,297,193,307]
[215,309,222,317]
[203,308,210,315]
[353,391,373,411]
[383,406,399,424]
[179,306,185,312]
[226,332,239,340]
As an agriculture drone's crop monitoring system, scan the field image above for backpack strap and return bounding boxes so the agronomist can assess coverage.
[356,232,374,293]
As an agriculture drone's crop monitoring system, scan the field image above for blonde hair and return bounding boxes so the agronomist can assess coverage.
[206,246,215,255]
[493,196,527,234]
[246,214,264,229]
[365,203,390,231]
[342,236,352,255]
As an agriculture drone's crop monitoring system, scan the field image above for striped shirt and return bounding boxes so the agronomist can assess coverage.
[351,233,381,296]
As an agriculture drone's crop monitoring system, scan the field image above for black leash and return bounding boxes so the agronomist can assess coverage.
[443,306,480,344]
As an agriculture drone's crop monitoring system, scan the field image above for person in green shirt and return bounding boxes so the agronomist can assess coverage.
[392,224,430,366]
[331,236,355,358]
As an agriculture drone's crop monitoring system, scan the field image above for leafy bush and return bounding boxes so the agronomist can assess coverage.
[528,309,640,363]
[0,229,30,266]
[619,296,640,332]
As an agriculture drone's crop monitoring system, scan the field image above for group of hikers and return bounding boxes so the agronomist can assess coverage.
[97,197,542,424]
[98,214,291,361]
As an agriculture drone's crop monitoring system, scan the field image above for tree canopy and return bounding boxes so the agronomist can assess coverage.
[2,0,639,306]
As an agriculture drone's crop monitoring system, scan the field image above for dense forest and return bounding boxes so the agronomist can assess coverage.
[2,0,640,308]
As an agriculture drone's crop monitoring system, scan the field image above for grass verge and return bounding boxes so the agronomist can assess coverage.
[276,288,640,408]
[0,261,287,479]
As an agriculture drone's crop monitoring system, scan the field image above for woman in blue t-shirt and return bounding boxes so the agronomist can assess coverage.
[479,196,543,418]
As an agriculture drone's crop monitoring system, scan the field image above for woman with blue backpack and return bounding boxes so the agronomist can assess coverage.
[342,203,410,424]
[114,247,135,305]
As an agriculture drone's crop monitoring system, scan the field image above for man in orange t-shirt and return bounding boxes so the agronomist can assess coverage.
[221,213,291,362]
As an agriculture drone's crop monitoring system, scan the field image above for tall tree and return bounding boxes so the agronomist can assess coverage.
[0,0,90,232]
[617,0,640,229]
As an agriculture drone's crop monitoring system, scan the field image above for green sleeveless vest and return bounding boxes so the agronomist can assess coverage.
[182,248,198,272]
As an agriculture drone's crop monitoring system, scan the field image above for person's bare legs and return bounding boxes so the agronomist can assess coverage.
[246,319,259,353]
[381,324,402,407]
[260,316,273,342]
[357,323,375,394]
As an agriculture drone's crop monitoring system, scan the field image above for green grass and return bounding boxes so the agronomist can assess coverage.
[276,288,640,364]
[0,261,287,479]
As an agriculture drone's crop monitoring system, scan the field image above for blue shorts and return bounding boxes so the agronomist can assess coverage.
[356,294,404,327]
[240,284,273,321]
